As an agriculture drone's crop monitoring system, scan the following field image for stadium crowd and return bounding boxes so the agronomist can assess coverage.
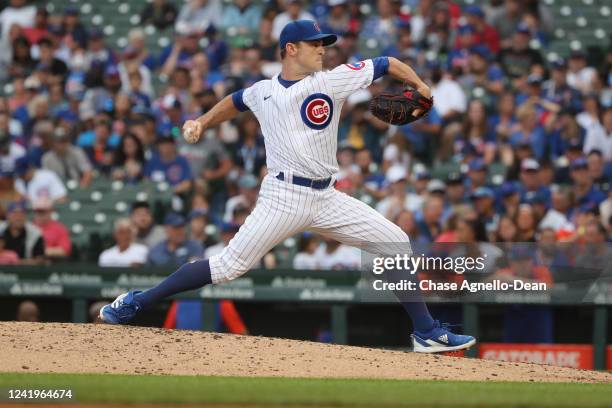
[0,0,610,276]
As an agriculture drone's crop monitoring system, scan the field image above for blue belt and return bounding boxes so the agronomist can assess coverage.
[276,172,333,190]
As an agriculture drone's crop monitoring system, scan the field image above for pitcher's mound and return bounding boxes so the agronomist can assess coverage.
[1,322,610,383]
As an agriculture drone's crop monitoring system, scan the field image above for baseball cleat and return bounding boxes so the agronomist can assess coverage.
[411,320,476,353]
[99,291,143,324]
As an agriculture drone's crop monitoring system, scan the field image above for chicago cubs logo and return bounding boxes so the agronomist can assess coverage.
[300,93,334,130]
[344,61,366,70]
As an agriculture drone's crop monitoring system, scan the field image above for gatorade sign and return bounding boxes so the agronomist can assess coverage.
[479,343,593,369]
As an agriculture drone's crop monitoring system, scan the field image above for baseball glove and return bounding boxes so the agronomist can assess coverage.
[369,89,433,125]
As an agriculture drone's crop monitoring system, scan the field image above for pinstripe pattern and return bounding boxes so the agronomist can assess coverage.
[209,60,406,283]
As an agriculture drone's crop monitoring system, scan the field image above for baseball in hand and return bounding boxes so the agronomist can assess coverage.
[182,120,202,144]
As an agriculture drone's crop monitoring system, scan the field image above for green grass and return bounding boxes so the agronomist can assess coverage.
[0,373,611,407]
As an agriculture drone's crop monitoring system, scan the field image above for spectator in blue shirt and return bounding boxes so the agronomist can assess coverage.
[570,157,606,209]
[518,158,551,208]
[147,213,204,266]
[144,133,193,194]
[510,102,548,161]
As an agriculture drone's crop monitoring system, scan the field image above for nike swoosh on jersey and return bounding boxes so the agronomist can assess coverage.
[264,95,272,100]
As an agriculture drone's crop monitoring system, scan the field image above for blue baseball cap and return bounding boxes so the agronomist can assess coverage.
[471,187,495,200]
[468,158,487,172]
[499,182,518,197]
[7,201,27,214]
[279,20,337,50]
[164,213,186,227]
[571,157,588,170]
[464,5,485,17]
[221,222,241,233]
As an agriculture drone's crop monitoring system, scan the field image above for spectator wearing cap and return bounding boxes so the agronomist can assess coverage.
[447,23,477,71]
[583,107,612,162]
[549,109,586,162]
[98,218,149,267]
[458,45,504,97]
[497,181,520,218]
[61,6,89,48]
[471,186,499,235]
[111,133,146,184]
[80,66,122,117]
[188,208,210,245]
[271,0,316,41]
[77,116,119,174]
[220,0,262,37]
[464,5,500,54]
[567,50,598,94]
[497,23,543,79]
[376,165,423,221]
[130,201,167,248]
[140,0,178,31]
[509,103,547,161]
[204,221,240,259]
[148,212,204,266]
[415,195,444,243]
[144,132,193,194]
[489,244,554,343]
[85,27,116,69]
[223,174,259,223]
[518,158,551,207]
[14,156,67,204]
[0,201,45,264]
[542,59,582,113]
[586,150,610,193]
[570,157,606,210]
[159,25,203,76]
[42,127,93,187]
[320,0,350,37]
[0,0,36,49]
[32,197,71,260]
[465,158,488,195]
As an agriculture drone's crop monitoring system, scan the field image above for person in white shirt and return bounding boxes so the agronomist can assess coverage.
[0,0,36,47]
[292,233,320,270]
[314,237,361,270]
[431,72,467,120]
[583,107,612,161]
[376,165,423,220]
[271,0,315,40]
[14,157,66,204]
[98,218,149,267]
[223,174,259,222]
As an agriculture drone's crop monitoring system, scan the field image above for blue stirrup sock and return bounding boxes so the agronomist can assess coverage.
[134,259,213,309]
[400,300,435,333]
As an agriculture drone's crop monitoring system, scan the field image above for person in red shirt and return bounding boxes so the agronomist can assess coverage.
[32,197,71,260]
[464,5,500,54]
[21,7,49,45]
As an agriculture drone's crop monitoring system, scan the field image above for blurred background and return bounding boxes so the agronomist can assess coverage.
[0,0,610,369]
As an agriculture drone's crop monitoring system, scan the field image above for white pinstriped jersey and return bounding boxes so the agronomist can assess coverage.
[233,58,387,179]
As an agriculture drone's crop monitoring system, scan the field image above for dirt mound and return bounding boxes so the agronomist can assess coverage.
[1,322,610,383]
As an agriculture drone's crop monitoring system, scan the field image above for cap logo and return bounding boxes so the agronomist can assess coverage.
[300,93,333,130]
[313,22,321,32]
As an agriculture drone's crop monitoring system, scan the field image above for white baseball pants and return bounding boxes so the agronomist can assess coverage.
[209,174,412,284]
